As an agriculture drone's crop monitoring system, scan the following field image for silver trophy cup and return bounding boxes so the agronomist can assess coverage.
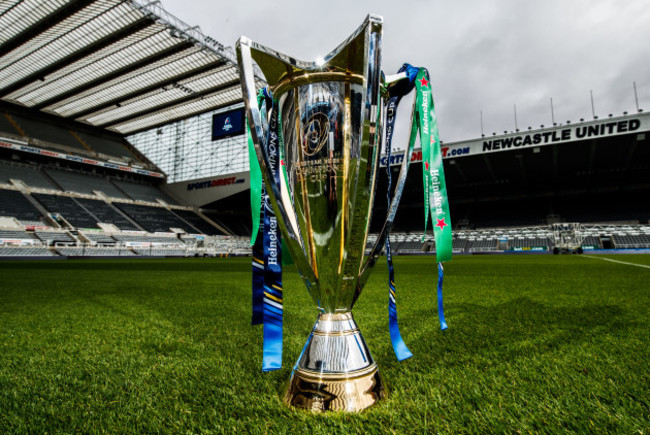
[237,15,389,412]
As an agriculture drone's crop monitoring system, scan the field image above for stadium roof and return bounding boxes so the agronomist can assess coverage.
[0,0,263,135]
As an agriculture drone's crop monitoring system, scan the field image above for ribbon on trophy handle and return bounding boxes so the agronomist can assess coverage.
[382,64,417,361]
[247,88,284,371]
[414,67,452,330]
[357,63,452,362]
[369,64,452,363]
[249,91,266,327]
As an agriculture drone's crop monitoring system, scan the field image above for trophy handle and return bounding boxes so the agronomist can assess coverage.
[354,88,416,302]
[237,38,318,286]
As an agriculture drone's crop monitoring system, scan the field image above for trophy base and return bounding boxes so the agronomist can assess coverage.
[284,365,385,412]
[283,312,386,412]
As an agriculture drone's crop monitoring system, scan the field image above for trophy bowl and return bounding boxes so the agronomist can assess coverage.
[237,14,387,412]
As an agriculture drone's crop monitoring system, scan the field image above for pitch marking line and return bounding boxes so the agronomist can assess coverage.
[583,255,650,269]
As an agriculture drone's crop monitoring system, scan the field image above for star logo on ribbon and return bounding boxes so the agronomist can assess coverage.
[419,76,429,87]
[435,218,448,230]
[280,159,285,166]
[425,161,429,170]
[430,136,436,145]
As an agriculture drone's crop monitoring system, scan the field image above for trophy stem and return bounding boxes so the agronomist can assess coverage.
[284,312,386,412]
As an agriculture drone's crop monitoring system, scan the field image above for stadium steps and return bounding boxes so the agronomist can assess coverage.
[39,169,65,192]
[106,200,155,232]
[166,209,204,235]
[31,193,98,229]
[196,210,230,236]
[170,209,228,236]
[22,191,60,228]
[80,198,144,232]
[107,180,132,201]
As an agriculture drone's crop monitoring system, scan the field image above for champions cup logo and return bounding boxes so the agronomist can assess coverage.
[302,112,330,156]
[222,116,233,131]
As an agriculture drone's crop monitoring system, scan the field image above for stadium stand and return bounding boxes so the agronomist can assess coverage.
[111,234,184,246]
[44,169,128,198]
[74,198,140,231]
[31,193,98,229]
[397,233,425,253]
[171,209,222,235]
[55,247,136,257]
[0,246,55,256]
[113,203,197,233]
[0,189,44,224]
[80,232,117,245]
[133,248,187,257]
[0,229,38,241]
[581,235,601,248]
[468,238,499,252]
[35,231,76,246]
[509,236,551,249]
[452,237,468,253]
[112,179,177,204]
[0,160,57,190]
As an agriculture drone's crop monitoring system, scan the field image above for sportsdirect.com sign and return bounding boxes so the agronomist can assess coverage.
[187,176,245,191]
[380,145,471,166]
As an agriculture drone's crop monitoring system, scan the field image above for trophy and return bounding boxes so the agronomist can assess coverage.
[238,14,405,412]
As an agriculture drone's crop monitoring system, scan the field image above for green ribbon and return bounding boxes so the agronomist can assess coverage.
[247,90,294,266]
[247,89,270,247]
[414,69,452,262]
[247,120,262,246]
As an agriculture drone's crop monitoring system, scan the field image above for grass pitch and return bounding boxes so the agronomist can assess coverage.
[0,255,648,433]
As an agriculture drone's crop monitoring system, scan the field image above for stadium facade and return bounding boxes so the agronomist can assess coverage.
[1,0,649,258]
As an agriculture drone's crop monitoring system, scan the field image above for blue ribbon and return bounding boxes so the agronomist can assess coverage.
[262,203,283,371]
[437,262,448,331]
[385,92,413,361]
[387,237,413,361]
[261,93,284,371]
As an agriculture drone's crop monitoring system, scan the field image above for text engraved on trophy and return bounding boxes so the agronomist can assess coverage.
[294,158,344,182]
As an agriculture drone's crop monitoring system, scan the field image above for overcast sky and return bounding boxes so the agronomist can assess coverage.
[160,0,650,144]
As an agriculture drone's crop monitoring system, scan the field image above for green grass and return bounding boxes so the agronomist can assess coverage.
[0,255,648,434]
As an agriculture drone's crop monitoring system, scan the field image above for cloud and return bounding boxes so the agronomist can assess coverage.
[160,0,650,142]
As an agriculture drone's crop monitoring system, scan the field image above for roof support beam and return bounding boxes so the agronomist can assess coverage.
[69,60,227,119]
[101,80,241,128]
[0,0,97,58]
[1,18,156,100]
[18,42,194,110]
